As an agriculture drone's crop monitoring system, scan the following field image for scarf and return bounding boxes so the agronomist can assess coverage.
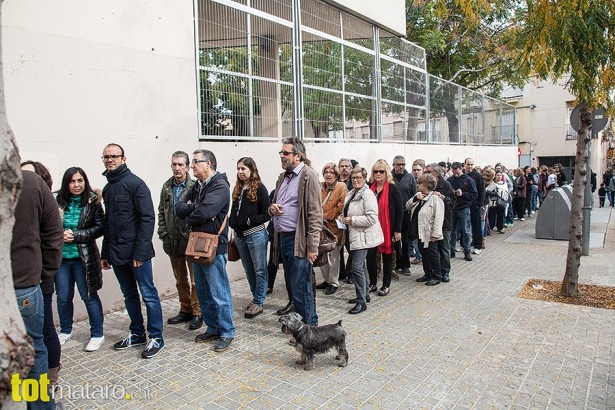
[371,182,392,254]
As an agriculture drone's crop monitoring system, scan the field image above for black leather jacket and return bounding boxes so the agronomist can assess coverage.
[62,192,105,296]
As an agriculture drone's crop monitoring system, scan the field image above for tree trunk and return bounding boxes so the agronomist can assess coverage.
[0,0,34,406]
[561,105,592,297]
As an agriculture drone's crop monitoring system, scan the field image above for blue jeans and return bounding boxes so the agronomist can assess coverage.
[56,260,104,337]
[530,185,538,212]
[505,197,515,224]
[192,254,235,338]
[412,239,422,260]
[113,259,163,339]
[451,207,471,255]
[235,229,268,306]
[279,234,318,325]
[15,285,55,409]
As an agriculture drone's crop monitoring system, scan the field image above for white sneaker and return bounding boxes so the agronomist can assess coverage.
[472,248,482,255]
[58,332,72,346]
[85,336,105,352]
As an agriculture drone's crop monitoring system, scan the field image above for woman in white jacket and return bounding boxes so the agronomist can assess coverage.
[341,167,384,314]
[406,173,445,286]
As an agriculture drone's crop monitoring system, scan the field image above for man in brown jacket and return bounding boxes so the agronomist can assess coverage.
[12,170,63,409]
[269,137,322,325]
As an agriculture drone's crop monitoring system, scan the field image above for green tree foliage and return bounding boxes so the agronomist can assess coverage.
[516,0,614,296]
[405,0,527,141]
[406,0,526,94]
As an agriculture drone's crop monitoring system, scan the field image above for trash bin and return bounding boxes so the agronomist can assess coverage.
[560,184,573,201]
[535,186,571,240]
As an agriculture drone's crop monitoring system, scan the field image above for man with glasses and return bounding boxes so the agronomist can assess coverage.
[270,137,322,328]
[176,149,235,352]
[391,155,417,277]
[100,143,165,358]
[338,158,353,191]
[158,151,202,331]
[463,158,486,254]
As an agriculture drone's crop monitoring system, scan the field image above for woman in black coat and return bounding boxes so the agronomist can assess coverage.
[55,167,105,352]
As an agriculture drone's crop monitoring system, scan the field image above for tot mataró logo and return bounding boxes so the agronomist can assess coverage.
[11,373,150,402]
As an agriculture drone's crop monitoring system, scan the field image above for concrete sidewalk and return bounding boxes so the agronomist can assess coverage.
[53,208,615,409]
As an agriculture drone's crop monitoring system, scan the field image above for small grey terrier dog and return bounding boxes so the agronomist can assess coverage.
[279,312,348,371]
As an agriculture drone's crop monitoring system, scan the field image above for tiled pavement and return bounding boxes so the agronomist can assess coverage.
[56,208,615,409]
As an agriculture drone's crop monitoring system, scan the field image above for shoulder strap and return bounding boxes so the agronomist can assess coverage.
[323,189,333,205]
[218,214,228,236]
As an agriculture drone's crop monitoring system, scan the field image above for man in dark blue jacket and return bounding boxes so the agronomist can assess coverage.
[176,149,235,353]
[100,143,164,359]
[448,162,477,261]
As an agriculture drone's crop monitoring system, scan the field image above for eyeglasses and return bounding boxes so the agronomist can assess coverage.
[373,170,386,174]
[101,154,122,160]
[394,163,406,166]
[351,176,363,180]
[323,170,336,175]
[339,164,351,168]
[279,150,296,156]
[192,159,209,164]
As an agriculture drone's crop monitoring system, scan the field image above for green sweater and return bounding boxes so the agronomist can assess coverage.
[62,196,82,259]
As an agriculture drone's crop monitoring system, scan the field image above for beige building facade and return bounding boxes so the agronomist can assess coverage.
[505,77,612,181]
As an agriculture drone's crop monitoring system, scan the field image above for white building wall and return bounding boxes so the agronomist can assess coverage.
[328,0,406,35]
[2,0,516,318]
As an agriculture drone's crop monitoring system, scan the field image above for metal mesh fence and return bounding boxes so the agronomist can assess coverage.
[197,0,515,145]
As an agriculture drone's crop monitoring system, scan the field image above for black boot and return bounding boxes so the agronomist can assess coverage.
[348,303,367,314]
[276,301,295,315]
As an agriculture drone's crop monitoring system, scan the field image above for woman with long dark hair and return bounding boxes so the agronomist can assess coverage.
[229,157,271,319]
[55,167,105,351]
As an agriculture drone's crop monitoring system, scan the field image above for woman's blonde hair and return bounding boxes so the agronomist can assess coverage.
[369,159,394,184]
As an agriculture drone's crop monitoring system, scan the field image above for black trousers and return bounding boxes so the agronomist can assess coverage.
[418,240,441,281]
[513,197,526,219]
[43,292,61,369]
[367,247,393,288]
[396,213,412,269]
[470,205,483,249]
[488,205,505,231]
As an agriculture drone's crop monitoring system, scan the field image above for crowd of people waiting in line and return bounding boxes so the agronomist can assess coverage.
[12,139,579,409]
